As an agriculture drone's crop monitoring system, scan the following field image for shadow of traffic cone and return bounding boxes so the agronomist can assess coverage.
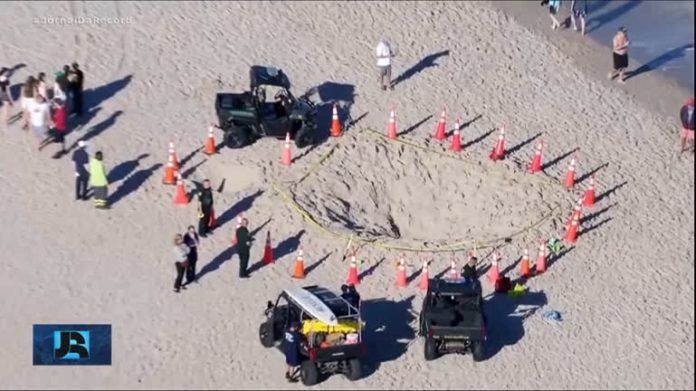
[564,156,577,189]
[565,215,580,244]
[434,107,447,140]
[169,141,180,170]
[292,248,306,279]
[208,207,218,229]
[331,103,342,137]
[204,124,217,155]
[448,257,459,279]
[536,241,547,274]
[583,175,596,208]
[263,231,274,265]
[489,126,506,161]
[347,254,360,285]
[451,118,462,152]
[387,108,397,139]
[530,140,543,173]
[281,132,292,166]
[163,154,176,185]
[396,256,408,288]
[419,260,430,291]
[488,253,500,283]
[520,249,531,278]
[174,172,189,205]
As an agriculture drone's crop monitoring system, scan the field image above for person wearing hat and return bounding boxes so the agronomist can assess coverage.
[680,97,695,154]
[608,26,630,84]
[53,69,68,105]
[282,321,303,382]
[89,150,109,209]
[72,140,90,200]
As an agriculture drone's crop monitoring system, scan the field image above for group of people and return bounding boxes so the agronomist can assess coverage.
[544,0,588,35]
[171,179,255,293]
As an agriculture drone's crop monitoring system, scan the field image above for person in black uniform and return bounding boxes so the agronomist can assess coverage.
[461,254,478,282]
[70,62,84,116]
[71,140,90,200]
[235,217,252,278]
[340,284,361,309]
[183,225,200,285]
[197,179,214,237]
[283,322,302,382]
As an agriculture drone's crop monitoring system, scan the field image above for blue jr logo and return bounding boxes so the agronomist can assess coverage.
[54,331,90,360]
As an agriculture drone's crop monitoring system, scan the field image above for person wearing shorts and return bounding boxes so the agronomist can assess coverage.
[608,26,630,84]
[680,97,695,154]
[375,40,394,90]
[571,0,588,35]
[548,0,562,30]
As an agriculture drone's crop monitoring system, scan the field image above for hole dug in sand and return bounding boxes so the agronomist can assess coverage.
[291,137,571,247]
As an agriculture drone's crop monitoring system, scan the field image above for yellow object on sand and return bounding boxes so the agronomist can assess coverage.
[508,283,527,298]
[302,319,360,335]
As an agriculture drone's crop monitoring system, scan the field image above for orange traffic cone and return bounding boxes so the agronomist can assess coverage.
[448,258,459,279]
[330,103,342,137]
[204,125,217,155]
[584,175,596,208]
[451,118,462,152]
[174,172,189,205]
[281,132,292,166]
[347,254,360,285]
[163,154,176,185]
[520,249,531,278]
[564,157,577,189]
[292,248,306,279]
[419,260,430,291]
[263,231,274,265]
[536,241,547,274]
[565,215,580,243]
[488,253,500,282]
[530,140,543,173]
[169,141,180,170]
[387,108,397,139]
[434,107,447,140]
[489,126,506,161]
[208,207,218,229]
[396,256,407,288]
[569,198,583,225]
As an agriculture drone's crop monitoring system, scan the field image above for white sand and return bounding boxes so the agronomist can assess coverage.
[0,1,693,389]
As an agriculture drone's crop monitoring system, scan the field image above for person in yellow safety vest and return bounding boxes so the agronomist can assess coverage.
[89,150,109,209]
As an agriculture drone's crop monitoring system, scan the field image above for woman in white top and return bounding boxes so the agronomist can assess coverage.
[29,94,52,148]
[20,76,37,130]
[35,72,48,100]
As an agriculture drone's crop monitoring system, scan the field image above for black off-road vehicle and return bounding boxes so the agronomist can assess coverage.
[215,65,319,149]
[259,285,365,386]
[418,278,488,361]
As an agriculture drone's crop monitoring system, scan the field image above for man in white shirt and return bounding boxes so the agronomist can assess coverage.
[29,95,52,147]
[376,40,394,90]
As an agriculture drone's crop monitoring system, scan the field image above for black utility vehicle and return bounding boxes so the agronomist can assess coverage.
[215,65,319,149]
[418,278,488,361]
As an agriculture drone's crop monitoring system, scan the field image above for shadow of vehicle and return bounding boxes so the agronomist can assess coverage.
[303,81,356,143]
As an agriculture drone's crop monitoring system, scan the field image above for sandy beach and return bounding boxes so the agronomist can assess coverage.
[0,1,693,389]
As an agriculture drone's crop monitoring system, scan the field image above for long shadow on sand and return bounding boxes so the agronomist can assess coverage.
[108,153,149,183]
[586,0,642,34]
[199,218,271,280]
[274,229,306,260]
[68,110,124,151]
[216,189,265,228]
[482,289,548,360]
[108,163,162,207]
[391,50,450,88]
[84,74,133,111]
[361,295,416,379]
[626,44,694,81]
[303,81,357,145]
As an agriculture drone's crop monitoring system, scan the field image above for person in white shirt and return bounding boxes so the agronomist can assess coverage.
[29,95,52,147]
[375,40,395,90]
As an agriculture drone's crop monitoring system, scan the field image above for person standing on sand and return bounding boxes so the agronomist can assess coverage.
[44,98,67,155]
[21,76,37,130]
[72,140,90,200]
[197,179,214,237]
[29,94,52,148]
[570,0,588,36]
[375,39,394,91]
[0,67,13,127]
[679,97,695,154]
[70,63,85,117]
[608,26,630,84]
[548,0,562,30]
[173,234,190,293]
[89,150,109,209]
[183,225,200,285]
[282,322,302,383]
[235,217,252,278]
[35,73,48,100]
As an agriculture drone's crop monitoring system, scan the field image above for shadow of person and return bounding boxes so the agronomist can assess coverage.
[84,74,133,111]
[108,163,162,207]
[391,49,450,87]
[361,295,416,378]
[107,153,149,183]
[626,43,694,81]
[68,110,124,151]
[482,289,548,360]
[216,189,265,228]
[273,229,306,260]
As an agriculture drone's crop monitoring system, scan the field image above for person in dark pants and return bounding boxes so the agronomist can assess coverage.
[283,322,302,382]
[183,225,200,285]
[679,97,694,154]
[71,140,90,200]
[173,234,190,293]
[236,217,252,278]
[197,179,214,237]
[70,62,84,116]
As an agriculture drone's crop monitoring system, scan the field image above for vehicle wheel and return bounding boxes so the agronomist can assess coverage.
[224,126,250,149]
[472,341,485,362]
[300,360,319,386]
[345,358,362,381]
[424,338,439,361]
[294,126,315,148]
[258,322,274,348]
